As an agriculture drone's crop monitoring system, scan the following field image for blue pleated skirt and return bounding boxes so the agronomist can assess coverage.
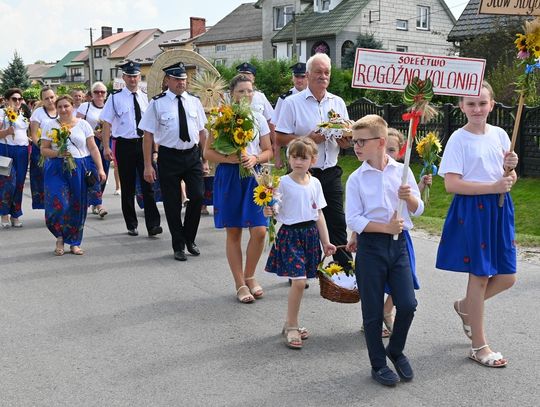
[0,144,28,218]
[213,163,266,228]
[436,193,516,276]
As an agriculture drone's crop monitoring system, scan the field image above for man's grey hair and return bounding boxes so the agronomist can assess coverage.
[306,53,332,73]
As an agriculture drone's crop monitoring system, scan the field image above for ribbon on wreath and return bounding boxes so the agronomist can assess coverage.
[402,110,422,136]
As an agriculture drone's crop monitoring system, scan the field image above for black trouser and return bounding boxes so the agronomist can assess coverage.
[115,137,160,231]
[355,232,417,370]
[310,166,349,268]
[157,146,204,252]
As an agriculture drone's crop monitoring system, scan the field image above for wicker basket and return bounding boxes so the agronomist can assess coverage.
[317,247,359,304]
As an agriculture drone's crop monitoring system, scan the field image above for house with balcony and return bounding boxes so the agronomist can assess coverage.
[41,50,84,88]
[255,0,456,68]
[193,3,262,67]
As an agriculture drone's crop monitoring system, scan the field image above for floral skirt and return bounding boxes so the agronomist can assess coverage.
[29,143,44,209]
[265,222,321,279]
[87,138,111,206]
[0,144,28,218]
[213,163,266,228]
[44,157,88,245]
[436,193,516,276]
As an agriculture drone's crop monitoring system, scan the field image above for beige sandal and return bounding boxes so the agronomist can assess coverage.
[469,345,507,368]
[383,311,394,334]
[236,285,254,303]
[454,300,472,339]
[245,276,264,298]
[69,245,84,255]
[282,326,302,349]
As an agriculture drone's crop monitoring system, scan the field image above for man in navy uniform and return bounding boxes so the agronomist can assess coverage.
[140,62,208,261]
[101,60,161,237]
[273,62,308,127]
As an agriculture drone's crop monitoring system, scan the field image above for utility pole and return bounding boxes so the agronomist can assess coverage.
[85,27,95,85]
[292,11,297,60]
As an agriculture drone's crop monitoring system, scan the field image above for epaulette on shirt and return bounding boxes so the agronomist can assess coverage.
[188,92,200,98]
[279,90,293,100]
[112,89,122,94]
[152,92,166,100]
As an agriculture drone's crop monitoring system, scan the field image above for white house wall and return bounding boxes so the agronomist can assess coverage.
[197,41,264,67]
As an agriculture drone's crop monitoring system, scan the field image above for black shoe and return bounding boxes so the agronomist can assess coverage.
[127,228,138,236]
[174,250,187,261]
[371,366,400,386]
[386,349,414,382]
[148,226,163,237]
[186,242,200,256]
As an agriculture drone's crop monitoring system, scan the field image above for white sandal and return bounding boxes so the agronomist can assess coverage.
[454,300,472,339]
[236,285,254,303]
[469,345,507,368]
[245,276,264,298]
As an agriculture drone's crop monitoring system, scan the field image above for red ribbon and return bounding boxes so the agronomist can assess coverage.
[402,110,422,137]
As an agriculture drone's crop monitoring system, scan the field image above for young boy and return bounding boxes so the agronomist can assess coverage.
[345,115,424,386]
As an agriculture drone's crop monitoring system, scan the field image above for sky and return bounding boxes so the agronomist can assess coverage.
[0,0,469,69]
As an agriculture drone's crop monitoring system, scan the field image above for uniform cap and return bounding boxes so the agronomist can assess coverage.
[236,62,256,75]
[162,62,187,79]
[119,60,141,76]
[290,62,306,76]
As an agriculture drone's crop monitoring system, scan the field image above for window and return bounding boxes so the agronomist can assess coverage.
[215,44,227,52]
[396,19,408,31]
[94,48,102,58]
[288,43,301,58]
[318,0,331,11]
[416,6,430,30]
[274,5,294,30]
[396,45,408,52]
[110,67,120,79]
[214,59,226,66]
[71,68,81,77]
[103,48,107,56]
[94,69,103,81]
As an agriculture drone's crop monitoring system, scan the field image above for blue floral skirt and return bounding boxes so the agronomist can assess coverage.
[44,157,88,246]
[265,222,321,279]
[436,193,516,276]
[213,163,266,228]
[0,144,28,218]
[29,143,44,209]
[87,138,111,206]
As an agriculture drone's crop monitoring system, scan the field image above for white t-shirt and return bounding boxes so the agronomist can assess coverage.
[245,111,270,156]
[77,102,104,130]
[30,106,58,128]
[276,174,326,225]
[41,119,94,158]
[439,125,510,183]
[0,108,29,146]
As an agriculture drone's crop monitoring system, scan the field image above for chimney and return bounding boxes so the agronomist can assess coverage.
[101,26,113,38]
[190,17,206,38]
[117,28,123,33]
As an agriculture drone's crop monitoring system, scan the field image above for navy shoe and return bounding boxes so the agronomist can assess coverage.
[148,226,163,237]
[127,228,138,236]
[386,349,414,382]
[174,250,187,261]
[371,366,400,386]
[186,242,200,256]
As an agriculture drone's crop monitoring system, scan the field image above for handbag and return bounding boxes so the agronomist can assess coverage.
[0,140,13,177]
[85,169,97,187]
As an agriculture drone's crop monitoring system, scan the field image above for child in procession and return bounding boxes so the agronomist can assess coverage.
[436,81,518,368]
[264,137,336,350]
[345,115,423,386]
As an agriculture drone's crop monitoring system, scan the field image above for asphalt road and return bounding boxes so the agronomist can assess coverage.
[1,182,538,407]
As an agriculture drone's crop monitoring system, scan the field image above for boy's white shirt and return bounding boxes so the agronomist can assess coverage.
[345,155,424,234]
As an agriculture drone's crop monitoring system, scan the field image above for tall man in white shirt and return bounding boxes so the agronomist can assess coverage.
[140,62,208,262]
[275,53,351,270]
[101,61,161,237]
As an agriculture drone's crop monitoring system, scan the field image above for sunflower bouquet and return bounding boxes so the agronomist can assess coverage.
[415,131,442,205]
[317,109,354,141]
[514,17,540,99]
[252,164,281,245]
[3,106,19,126]
[46,121,76,173]
[207,100,256,177]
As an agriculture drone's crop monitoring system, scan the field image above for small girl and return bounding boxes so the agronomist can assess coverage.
[436,81,518,368]
[265,137,336,349]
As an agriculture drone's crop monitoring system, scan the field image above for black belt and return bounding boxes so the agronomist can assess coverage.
[282,220,316,229]
[159,145,198,155]
[115,137,142,143]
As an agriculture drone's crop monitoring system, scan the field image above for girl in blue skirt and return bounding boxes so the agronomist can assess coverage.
[40,95,106,256]
[436,81,518,368]
[204,74,273,304]
[265,138,336,349]
[0,88,29,228]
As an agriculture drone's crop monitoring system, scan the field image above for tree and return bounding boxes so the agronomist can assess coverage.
[341,32,383,69]
[1,51,30,94]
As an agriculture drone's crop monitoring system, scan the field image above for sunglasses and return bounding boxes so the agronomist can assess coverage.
[11,97,23,102]
[350,137,381,147]
[93,90,106,95]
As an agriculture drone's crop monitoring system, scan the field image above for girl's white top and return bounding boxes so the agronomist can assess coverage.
[0,109,29,146]
[275,174,326,225]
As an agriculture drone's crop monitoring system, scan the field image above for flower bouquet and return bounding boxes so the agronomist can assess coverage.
[317,109,354,141]
[514,17,540,98]
[46,121,76,173]
[207,100,256,177]
[252,164,280,246]
[415,131,442,205]
[4,106,18,125]
[318,247,359,304]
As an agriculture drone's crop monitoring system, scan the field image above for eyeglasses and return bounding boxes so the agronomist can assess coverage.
[10,97,23,102]
[93,90,106,95]
[351,137,381,147]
